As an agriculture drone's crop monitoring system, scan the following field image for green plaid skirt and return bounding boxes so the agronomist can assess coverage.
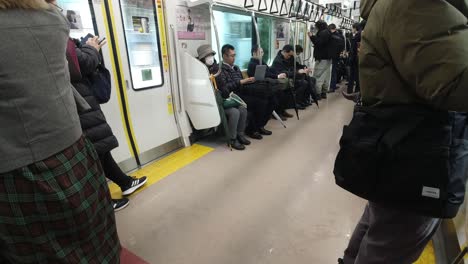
[0,137,120,263]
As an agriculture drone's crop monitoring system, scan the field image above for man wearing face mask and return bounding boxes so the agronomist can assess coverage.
[197,45,249,150]
[247,45,293,120]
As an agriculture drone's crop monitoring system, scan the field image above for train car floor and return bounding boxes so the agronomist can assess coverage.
[113,91,436,264]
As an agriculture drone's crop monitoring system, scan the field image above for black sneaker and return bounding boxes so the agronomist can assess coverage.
[122,176,148,196]
[113,198,129,212]
[321,93,327,99]
[230,139,245,150]
[338,258,344,264]
[259,128,272,136]
[237,135,251,145]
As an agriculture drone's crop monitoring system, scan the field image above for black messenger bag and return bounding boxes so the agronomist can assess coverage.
[334,105,468,218]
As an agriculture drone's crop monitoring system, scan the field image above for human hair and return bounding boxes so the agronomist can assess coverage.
[0,0,49,9]
[329,24,337,30]
[251,44,260,56]
[282,44,294,53]
[295,45,304,54]
[222,44,235,56]
[315,20,328,31]
[352,22,361,31]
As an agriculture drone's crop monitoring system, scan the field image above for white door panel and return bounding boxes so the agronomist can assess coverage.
[182,52,220,130]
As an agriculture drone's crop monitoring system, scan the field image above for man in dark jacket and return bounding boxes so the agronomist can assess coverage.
[247,45,293,120]
[338,0,468,263]
[309,20,333,99]
[72,37,147,211]
[216,44,271,139]
[328,24,345,92]
[347,22,361,94]
[270,45,311,110]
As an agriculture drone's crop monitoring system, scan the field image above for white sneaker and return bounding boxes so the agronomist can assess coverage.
[121,176,148,196]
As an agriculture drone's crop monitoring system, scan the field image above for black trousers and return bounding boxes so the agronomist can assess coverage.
[239,94,270,133]
[348,59,360,93]
[99,152,132,188]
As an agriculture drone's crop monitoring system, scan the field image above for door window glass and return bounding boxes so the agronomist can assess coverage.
[119,0,164,90]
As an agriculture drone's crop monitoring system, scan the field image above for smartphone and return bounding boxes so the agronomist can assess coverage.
[80,33,94,45]
[98,37,106,45]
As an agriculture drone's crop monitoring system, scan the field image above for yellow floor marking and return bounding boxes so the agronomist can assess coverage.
[414,241,436,264]
[109,144,214,199]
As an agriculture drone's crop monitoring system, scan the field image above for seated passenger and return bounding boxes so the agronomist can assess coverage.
[197,44,250,151]
[68,36,147,210]
[295,45,319,106]
[270,45,309,110]
[247,45,293,120]
[0,1,120,262]
[217,44,272,140]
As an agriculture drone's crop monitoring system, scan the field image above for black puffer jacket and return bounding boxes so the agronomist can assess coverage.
[73,41,118,155]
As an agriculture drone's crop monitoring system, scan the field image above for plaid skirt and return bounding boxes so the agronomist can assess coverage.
[0,137,120,263]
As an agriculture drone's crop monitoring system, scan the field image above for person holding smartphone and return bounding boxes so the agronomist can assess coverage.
[69,35,148,211]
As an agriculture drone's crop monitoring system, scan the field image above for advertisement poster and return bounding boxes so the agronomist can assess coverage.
[276,22,288,40]
[176,6,207,40]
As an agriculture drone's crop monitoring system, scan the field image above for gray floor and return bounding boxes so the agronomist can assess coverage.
[116,92,367,264]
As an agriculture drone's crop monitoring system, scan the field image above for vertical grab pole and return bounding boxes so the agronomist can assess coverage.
[251,11,262,65]
[210,3,223,77]
[252,11,287,128]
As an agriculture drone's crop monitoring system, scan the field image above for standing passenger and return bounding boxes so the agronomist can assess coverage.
[309,20,333,99]
[0,1,120,262]
[68,37,147,211]
[339,0,468,263]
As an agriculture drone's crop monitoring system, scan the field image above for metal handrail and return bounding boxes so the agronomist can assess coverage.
[251,11,262,66]
[210,3,223,77]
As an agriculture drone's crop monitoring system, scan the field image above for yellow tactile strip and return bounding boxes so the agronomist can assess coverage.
[414,241,436,264]
[109,144,214,199]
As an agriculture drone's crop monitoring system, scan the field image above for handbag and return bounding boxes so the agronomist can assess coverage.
[334,105,468,219]
[223,92,247,109]
[89,62,112,104]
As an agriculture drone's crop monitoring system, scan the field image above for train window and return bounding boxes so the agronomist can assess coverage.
[213,10,253,70]
[119,0,164,90]
[56,0,97,40]
[257,17,273,64]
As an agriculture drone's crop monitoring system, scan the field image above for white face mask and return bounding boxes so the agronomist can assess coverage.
[205,56,215,66]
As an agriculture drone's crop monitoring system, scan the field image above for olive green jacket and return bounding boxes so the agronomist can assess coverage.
[360,0,468,111]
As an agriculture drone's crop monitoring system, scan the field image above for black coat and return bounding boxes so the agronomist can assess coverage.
[270,51,304,78]
[73,42,118,155]
[215,63,244,98]
[310,29,332,61]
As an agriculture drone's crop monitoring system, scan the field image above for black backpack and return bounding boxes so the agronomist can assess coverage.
[329,32,345,59]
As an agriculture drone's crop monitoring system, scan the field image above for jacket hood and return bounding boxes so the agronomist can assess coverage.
[0,0,49,9]
[360,0,378,20]
[447,0,468,18]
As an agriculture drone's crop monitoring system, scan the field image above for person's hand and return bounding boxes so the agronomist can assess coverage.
[278,73,287,79]
[305,68,313,74]
[86,36,107,51]
[240,77,255,85]
[298,69,307,74]
[308,32,313,37]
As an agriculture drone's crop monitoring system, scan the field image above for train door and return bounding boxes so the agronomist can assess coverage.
[104,0,185,167]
